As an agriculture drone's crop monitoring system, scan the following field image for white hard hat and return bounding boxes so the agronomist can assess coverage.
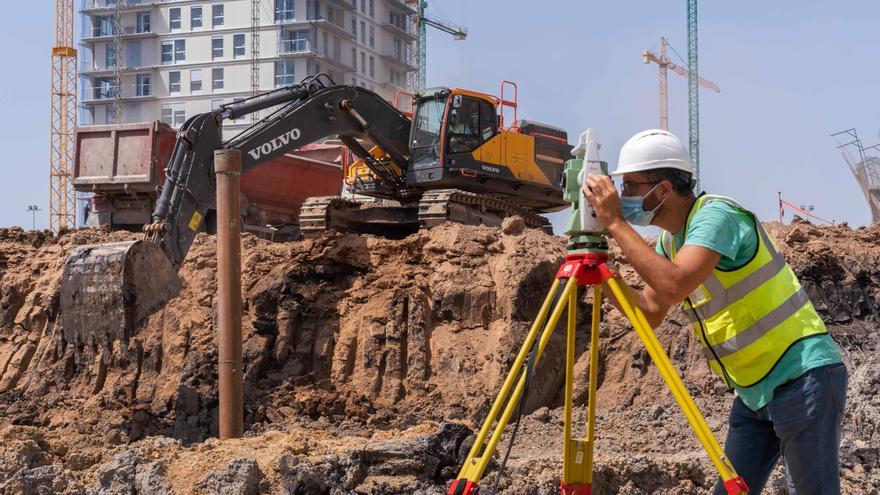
[612,129,694,175]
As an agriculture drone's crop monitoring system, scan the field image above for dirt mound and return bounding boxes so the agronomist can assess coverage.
[0,221,878,494]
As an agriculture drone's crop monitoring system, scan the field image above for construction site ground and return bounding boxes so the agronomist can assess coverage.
[0,219,878,494]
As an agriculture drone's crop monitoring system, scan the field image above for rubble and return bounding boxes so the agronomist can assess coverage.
[0,220,878,493]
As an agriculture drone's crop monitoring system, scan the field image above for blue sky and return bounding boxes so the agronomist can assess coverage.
[2,1,878,232]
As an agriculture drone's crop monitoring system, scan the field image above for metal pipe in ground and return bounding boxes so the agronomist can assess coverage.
[215,149,243,439]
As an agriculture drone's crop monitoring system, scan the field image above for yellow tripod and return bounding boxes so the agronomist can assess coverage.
[447,252,749,495]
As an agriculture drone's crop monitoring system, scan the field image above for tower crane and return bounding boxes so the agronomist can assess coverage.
[413,0,467,90]
[642,37,719,131]
[49,0,77,231]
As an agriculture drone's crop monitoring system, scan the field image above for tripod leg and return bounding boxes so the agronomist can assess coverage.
[603,276,749,495]
[449,277,579,495]
[561,286,599,495]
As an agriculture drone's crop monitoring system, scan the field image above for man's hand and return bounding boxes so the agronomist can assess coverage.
[583,175,625,229]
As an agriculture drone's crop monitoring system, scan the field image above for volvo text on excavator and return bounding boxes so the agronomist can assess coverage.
[60,74,571,347]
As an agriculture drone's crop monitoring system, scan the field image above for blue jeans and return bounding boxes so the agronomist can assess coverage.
[713,363,848,495]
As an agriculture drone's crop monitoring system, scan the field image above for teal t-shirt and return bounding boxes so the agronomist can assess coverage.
[656,200,842,411]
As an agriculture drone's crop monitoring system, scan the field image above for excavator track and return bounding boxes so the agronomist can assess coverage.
[418,189,553,233]
[299,195,419,239]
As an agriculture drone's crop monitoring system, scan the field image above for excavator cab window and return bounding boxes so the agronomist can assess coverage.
[411,95,446,163]
[447,95,481,154]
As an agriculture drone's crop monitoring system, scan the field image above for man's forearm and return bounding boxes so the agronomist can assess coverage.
[606,221,683,305]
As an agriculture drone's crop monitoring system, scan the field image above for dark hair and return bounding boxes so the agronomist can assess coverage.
[644,168,695,195]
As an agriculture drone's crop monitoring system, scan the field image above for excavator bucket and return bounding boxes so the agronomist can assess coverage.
[60,240,182,349]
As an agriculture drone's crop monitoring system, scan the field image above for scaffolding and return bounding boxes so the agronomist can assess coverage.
[50,0,78,231]
[833,128,880,224]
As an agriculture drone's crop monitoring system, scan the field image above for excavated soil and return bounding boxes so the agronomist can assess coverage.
[0,218,878,494]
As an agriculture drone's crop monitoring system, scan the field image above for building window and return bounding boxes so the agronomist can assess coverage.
[161,102,186,127]
[327,7,334,24]
[369,25,374,48]
[274,60,295,87]
[212,36,224,59]
[95,16,115,37]
[369,56,374,78]
[174,39,186,62]
[169,8,181,30]
[360,51,366,75]
[393,37,401,60]
[211,98,223,111]
[389,11,406,31]
[351,48,356,68]
[275,0,294,22]
[106,104,118,124]
[136,13,151,33]
[212,4,224,27]
[333,36,341,61]
[105,43,116,68]
[191,7,203,28]
[136,74,150,96]
[360,21,366,43]
[351,17,356,36]
[126,40,142,68]
[212,67,224,89]
[322,32,329,56]
[360,0,365,13]
[369,0,374,18]
[190,69,203,92]
[161,42,172,64]
[169,71,181,94]
[233,34,245,57]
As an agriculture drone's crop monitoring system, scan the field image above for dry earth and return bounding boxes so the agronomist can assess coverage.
[0,218,877,494]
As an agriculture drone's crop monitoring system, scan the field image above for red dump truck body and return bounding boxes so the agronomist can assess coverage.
[73,121,345,237]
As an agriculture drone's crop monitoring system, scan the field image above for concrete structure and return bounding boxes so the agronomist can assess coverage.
[79,0,417,133]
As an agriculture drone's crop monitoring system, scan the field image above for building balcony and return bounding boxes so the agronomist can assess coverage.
[80,63,157,76]
[386,0,417,15]
[80,0,157,14]
[381,22,416,41]
[324,0,355,11]
[381,52,417,72]
[314,51,355,72]
[81,26,158,42]
[81,85,157,104]
[276,18,355,40]
[278,38,312,56]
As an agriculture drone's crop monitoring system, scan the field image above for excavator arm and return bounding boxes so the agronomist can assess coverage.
[61,75,412,348]
[149,75,413,267]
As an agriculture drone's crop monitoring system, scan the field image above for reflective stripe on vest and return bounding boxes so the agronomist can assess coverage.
[659,194,827,387]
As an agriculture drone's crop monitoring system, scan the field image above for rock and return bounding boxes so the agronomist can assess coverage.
[532,406,551,423]
[649,404,664,420]
[501,216,526,235]
[197,458,266,495]
[0,464,83,495]
[89,448,171,495]
[786,227,809,243]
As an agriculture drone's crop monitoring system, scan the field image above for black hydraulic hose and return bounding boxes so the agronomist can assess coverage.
[153,138,189,220]
[220,85,310,121]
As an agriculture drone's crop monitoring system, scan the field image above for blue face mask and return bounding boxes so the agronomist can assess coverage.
[620,184,666,226]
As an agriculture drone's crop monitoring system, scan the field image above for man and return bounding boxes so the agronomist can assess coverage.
[582,129,847,495]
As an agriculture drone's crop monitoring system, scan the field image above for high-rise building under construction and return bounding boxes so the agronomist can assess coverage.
[78,0,418,133]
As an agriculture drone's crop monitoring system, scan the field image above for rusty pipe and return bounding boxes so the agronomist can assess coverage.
[214,149,243,439]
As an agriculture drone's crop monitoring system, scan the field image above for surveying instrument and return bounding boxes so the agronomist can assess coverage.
[447,130,749,495]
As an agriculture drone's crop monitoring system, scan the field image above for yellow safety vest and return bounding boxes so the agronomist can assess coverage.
[659,194,827,388]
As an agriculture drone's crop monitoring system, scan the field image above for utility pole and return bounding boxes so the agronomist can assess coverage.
[27,205,42,230]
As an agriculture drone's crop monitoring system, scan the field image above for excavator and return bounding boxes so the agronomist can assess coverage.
[60,74,571,346]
